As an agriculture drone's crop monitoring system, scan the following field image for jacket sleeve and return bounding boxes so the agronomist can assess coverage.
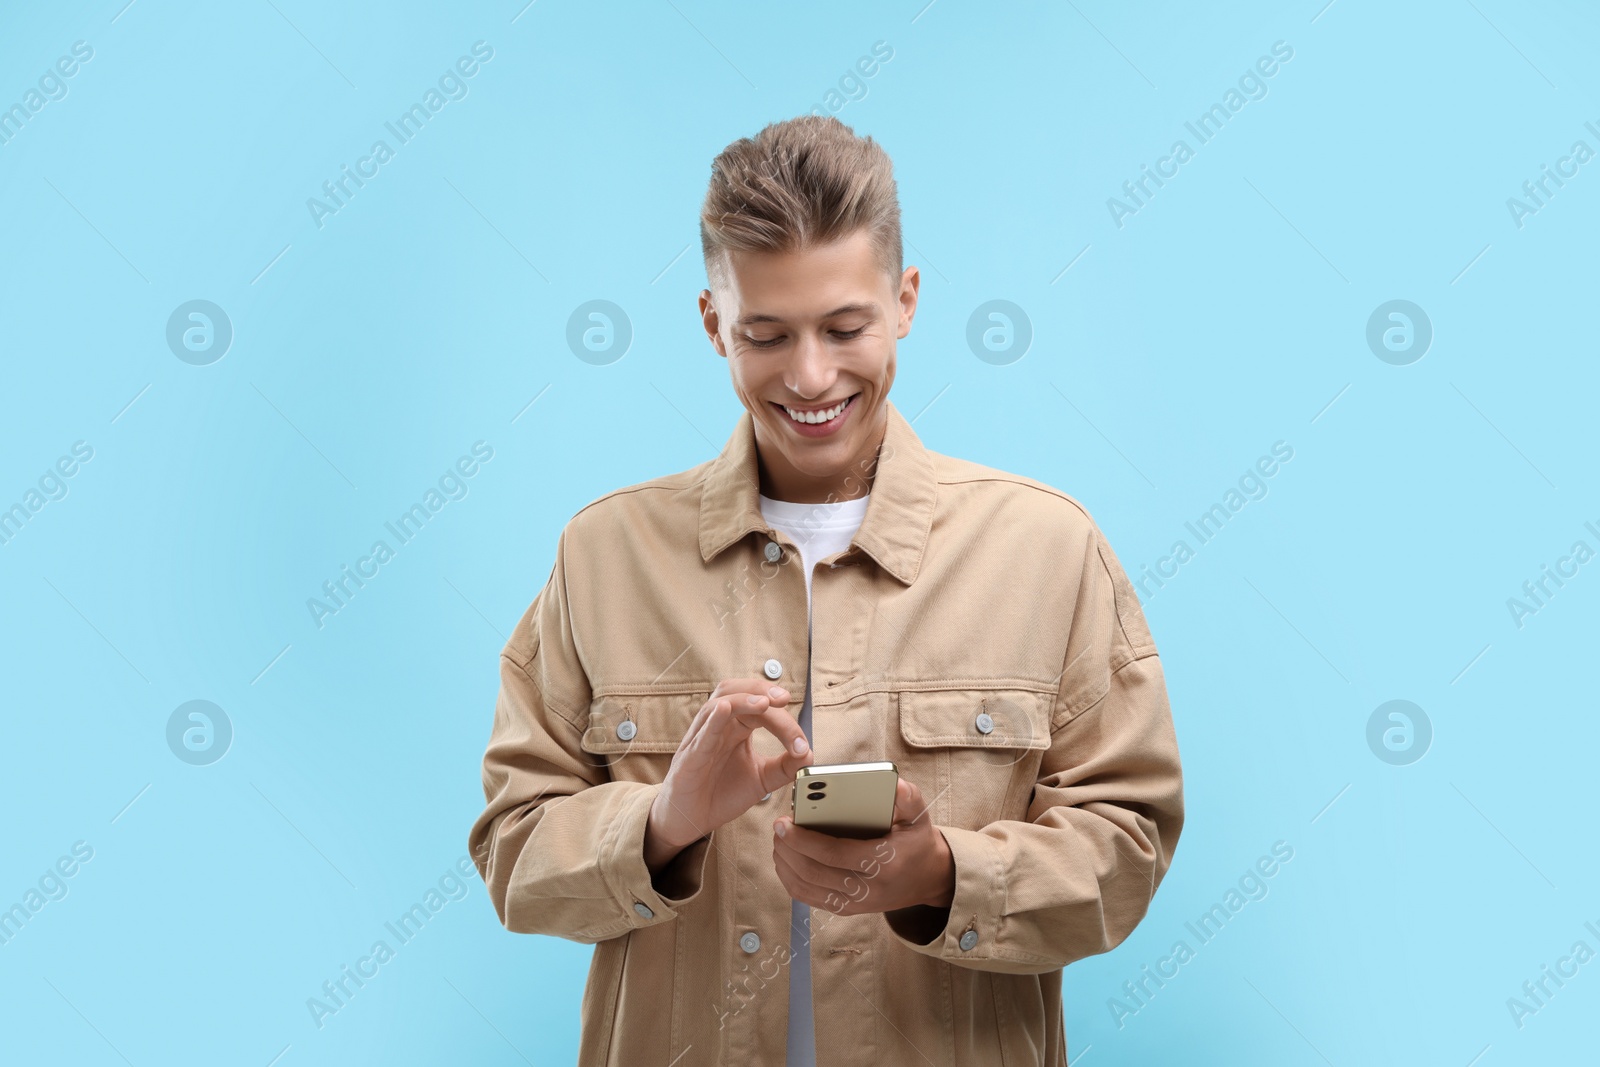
[883,522,1185,973]
[467,524,714,944]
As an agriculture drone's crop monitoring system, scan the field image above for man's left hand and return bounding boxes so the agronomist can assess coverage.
[772,776,955,915]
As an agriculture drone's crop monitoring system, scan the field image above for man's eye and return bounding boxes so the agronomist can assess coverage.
[745,335,783,348]
[833,327,866,340]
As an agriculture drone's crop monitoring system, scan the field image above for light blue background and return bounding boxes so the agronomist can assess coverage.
[2,1,1596,1064]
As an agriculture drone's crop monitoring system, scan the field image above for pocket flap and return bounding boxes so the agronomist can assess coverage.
[896,690,1052,750]
[580,692,704,755]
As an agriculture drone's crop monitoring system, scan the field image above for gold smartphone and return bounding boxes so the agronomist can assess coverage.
[792,762,899,839]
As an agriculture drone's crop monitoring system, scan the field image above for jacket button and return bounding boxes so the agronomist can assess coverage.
[959,929,979,951]
[739,931,761,953]
[762,792,772,801]
[634,902,655,920]
[765,541,782,562]
[763,658,783,680]
[974,712,994,735]
[616,720,637,741]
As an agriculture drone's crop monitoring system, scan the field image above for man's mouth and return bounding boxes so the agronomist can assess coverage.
[774,393,859,426]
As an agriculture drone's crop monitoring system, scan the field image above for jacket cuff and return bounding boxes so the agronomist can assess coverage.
[883,825,1002,959]
[589,784,713,938]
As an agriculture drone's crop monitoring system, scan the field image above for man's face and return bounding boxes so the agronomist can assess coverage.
[699,228,919,503]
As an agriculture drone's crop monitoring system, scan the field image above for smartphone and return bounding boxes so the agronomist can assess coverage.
[792,762,899,839]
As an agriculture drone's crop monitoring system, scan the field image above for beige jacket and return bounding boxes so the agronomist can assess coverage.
[468,399,1184,1066]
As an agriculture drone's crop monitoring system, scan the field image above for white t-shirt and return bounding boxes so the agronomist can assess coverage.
[757,491,871,1067]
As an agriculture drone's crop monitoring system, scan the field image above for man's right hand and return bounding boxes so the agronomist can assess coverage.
[643,679,813,873]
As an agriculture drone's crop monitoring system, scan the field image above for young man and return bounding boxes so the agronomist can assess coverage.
[469,115,1185,1066]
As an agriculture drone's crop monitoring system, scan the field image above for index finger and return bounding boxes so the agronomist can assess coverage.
[710,678,792,710]
[684,679,791,741]
[725,699,810,757]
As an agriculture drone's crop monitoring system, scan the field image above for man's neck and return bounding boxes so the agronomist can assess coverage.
[755,421,884,504]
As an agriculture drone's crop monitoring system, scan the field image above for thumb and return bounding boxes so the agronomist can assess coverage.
[757,741,814,796]
[892,775,927,827]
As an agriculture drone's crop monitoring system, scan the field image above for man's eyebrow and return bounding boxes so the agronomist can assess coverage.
[735,302,878,326]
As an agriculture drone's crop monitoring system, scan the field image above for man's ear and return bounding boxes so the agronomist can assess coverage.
[895,265,921,340]
[699,288,728,358]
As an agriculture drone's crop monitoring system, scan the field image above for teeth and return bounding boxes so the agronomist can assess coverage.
[783,396,850,424]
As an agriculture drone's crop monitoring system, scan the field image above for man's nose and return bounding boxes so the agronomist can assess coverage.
[784,333,837,399]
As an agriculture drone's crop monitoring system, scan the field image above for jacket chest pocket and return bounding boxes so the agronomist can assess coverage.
[892,689,1052,830]
[579,692,705,784]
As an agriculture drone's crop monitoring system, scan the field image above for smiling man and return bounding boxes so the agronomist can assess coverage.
[469,115,1185,1066]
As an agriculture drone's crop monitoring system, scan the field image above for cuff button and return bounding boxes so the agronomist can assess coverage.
[634,902,655,920]
[959,930,979,951]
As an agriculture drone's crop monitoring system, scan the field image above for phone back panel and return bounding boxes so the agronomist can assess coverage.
[792,763,898,839]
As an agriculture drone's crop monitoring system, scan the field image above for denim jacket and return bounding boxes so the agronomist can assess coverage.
[468,398,1185,1065]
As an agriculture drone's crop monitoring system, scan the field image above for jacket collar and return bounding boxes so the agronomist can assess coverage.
[698,397,936,586]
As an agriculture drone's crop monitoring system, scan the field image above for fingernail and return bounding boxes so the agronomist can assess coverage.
[793,736,809,754]
[748,694,763,707]
[769,687,787,700]
[775,820,787,837]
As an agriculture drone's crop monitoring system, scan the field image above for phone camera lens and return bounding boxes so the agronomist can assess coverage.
[806,791,826,800]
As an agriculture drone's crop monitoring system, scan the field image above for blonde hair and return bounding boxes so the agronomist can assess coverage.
[699,114,901,294]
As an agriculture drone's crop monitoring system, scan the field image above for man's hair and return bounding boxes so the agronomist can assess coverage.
[699,114,902,296]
